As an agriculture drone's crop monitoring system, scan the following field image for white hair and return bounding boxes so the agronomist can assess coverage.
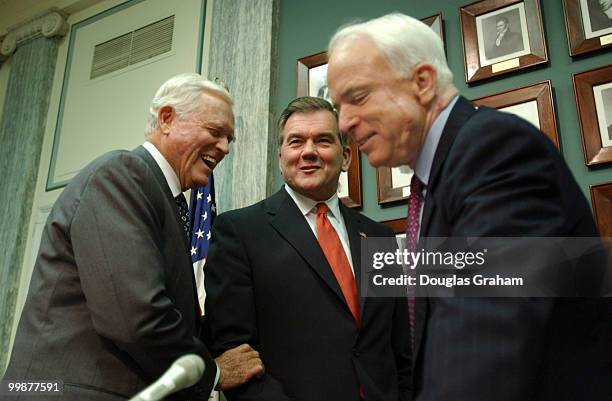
[145,73,232,135]
[328,12,453,88]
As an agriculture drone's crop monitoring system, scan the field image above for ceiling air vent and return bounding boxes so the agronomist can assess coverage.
[90,15,175,79]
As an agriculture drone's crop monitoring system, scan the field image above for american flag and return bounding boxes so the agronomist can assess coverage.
[189,175,217,315]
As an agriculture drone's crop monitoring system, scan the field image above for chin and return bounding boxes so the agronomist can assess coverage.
[192,177,209,189]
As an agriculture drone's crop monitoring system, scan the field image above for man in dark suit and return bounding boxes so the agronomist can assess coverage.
[3,73,263,401]
[327,13,611,401]
[204,96,411,401]
[485,16,524,60]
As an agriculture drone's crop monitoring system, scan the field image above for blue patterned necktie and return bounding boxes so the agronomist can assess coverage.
[175,193,190,247]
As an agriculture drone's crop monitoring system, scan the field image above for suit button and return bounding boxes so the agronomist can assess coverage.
[353,349,361,357]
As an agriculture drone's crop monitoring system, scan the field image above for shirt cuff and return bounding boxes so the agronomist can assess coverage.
[209,362,220,398]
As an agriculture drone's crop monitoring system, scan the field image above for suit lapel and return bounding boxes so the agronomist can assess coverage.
[421,96,476,237]
[266,189,348,308]
[414,96,477,370]
[340,204,366,315]
[132,145,201,327]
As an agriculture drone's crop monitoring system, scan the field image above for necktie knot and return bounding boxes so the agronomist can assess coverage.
[316,202,328,216]
[410,174,424,195]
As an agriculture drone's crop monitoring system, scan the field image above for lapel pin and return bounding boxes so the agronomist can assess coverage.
[359,231,367,238]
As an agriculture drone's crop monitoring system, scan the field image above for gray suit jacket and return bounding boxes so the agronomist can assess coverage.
[3,146,216,401]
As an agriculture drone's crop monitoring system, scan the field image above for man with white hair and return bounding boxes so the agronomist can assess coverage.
[327,13,611,401]
[4,73,263,401]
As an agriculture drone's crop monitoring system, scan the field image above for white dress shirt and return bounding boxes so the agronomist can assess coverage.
[284,184,354,275]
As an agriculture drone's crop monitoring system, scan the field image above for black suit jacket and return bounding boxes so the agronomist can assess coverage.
[204,188,411,401]
[412,97,612,401]
[4,146,216,401]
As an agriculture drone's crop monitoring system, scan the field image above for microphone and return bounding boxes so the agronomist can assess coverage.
[129,354,205,401]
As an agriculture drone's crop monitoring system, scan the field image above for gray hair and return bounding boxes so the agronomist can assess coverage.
[145,73,232,135]
[328,12,453,88]
[277,96,348,147]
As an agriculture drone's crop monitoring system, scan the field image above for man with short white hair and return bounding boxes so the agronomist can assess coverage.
[5,73,263,401]
[327,12,611,401]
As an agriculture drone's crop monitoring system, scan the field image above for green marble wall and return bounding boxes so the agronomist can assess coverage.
[0,37,59,372]
[207,0,279,213]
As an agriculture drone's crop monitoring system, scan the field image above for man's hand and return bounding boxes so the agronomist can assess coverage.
[215,343,264,391]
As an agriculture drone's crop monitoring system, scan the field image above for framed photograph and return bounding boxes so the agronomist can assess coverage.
[573,64,612,166]
[460,0,547,84]
[421,13,445,46]
[377,165,414,205]
[472,80,560,148]
[381,218,406,236]
[297,51,361,207]
[590,181,612,236]
[563,0,612,56]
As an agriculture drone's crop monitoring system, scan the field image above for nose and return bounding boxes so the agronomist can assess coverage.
[338,107,358,140]
[301,139,318,158]
[217,136,230,155]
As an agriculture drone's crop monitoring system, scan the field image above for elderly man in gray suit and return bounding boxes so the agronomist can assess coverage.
[3,73,263,401]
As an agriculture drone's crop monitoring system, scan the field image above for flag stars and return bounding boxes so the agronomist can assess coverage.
[206,231,211,240]
[196,191,203,200]
[202,211,207,221]
[207,194,212,203]
[190,246,197,256]
[196,229,204,239]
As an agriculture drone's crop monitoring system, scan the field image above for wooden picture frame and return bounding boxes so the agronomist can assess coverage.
[422,13,445,47]
[563,0,612,56]
[296,51,362,208]
[377,165,414,205]
[590,181,612,236]
[573,64,612,166]
[472,80,560,148]
[381,218,406,236]
[460,0,548,84]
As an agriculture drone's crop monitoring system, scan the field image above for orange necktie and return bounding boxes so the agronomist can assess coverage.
[315,203,360,327]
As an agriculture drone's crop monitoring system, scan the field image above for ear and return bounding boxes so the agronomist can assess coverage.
[158,105,176,134]
[412,63,437,106]
[341,143,352,172]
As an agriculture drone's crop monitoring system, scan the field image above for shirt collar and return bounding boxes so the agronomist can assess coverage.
[414,95,459,186]
[142,141,182,197]
[284,184,341,219]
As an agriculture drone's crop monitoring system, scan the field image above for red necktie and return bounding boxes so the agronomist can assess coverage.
[406,175,424,346]
[316,203,360,327]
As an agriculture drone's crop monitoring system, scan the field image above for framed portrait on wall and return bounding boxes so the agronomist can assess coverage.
[460,0,547,84]
[590,181,612,236]
[297,51,362,207]
[563,0,612,55]
[472,80,560,148]
[376,166,414,205]
[381,218,407,251]
[573,64,612,166]
[421,13,445,47]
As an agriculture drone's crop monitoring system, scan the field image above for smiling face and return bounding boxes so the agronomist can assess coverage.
[279,110,350,201]
[327,38,431,168]
[495,18,508,35]
[154,91,234,190]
